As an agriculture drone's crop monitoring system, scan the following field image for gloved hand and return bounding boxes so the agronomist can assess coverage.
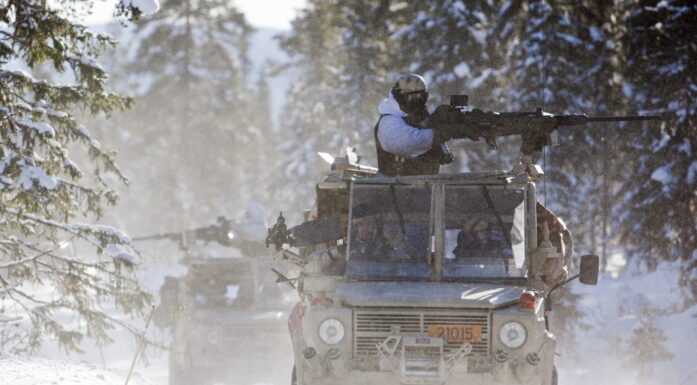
[432,123,482,143]
[429,104,454,124]
[428,105,483,143]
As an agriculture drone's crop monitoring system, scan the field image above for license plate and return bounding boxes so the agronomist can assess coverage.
[427,324,482,343]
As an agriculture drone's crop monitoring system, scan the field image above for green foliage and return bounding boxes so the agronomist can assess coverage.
[0,0,151,353]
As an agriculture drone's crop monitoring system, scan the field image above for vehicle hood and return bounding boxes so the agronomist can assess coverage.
[334,281,524,309]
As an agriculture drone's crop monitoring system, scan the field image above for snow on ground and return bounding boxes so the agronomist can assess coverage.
[0,352,152,385]
[8,245,694,385]
[559,260,697,385]
[26,263,186,385]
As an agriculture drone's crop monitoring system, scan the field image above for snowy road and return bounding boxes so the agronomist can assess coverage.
[0,353,152,385]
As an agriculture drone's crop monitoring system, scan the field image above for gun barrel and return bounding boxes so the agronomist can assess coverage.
[132,232,181,241]
[587,115,663,122]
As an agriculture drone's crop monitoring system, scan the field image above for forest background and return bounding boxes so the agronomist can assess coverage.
[1,0,695,384]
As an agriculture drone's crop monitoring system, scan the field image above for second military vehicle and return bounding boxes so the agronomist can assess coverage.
[139,214,296,385]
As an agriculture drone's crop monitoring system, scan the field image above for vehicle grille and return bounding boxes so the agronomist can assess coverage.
[354,309,490,358]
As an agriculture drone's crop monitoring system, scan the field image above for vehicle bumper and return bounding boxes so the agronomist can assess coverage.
[298,349,550,385]
[301,370,543,385]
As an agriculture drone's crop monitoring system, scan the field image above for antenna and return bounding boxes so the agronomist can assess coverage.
[541,0,549,208]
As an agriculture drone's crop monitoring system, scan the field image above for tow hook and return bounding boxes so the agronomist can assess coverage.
[325,348,349,378]
[494,350,513,383]
[303,347,323,377]
[495,350,509,363]
[526,352,541,366]
[515,352,540,382]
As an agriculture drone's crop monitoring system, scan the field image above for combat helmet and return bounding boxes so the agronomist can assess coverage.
[391,73,429,114]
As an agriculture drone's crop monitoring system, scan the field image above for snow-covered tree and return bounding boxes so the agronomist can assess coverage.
[107,0,265,229]
[620,295,674,378]
[620,0,697,305]
[0,1,151,353]
[274,0,400,213]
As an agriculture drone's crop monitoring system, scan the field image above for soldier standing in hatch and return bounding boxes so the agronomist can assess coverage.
[375,74,478,177]
[227,203,268,257]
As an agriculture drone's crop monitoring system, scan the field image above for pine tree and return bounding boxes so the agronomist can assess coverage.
[274,0,399,214]
[274,0,342,213]
[334,0,397,153]
[0,1,151,353]
[620,0,697,304]
[110,0,262,229]
[621,296,674,378]
[515,1,638,271]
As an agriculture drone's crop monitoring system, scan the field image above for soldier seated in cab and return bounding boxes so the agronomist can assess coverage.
[350,203,415,261]
[452,217,510,259]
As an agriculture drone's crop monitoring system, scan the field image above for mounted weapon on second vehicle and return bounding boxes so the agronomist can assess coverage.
[133,209,268,258]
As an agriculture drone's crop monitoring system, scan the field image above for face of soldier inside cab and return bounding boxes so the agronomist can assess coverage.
[466,219,490,243]
[474,228,488,242]
[353,217,375,241]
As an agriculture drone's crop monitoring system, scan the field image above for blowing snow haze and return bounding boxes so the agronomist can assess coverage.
[1,1,695,385]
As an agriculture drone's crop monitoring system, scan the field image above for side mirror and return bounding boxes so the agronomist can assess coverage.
[579,254,599,285]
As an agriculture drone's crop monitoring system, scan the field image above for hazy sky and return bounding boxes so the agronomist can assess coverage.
[88,0,307,30]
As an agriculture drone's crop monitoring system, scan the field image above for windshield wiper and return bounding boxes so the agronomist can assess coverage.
[481,186,511,273]
[389,185,407,237]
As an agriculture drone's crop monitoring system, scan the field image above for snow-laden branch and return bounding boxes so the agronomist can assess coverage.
[0,235,77,269]
[68,223,131,244]
[0,279,24,294]
[0,252,43,269]
[1,208,140,265]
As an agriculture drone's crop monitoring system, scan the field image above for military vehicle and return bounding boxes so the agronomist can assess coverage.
[264,101,662,385]
[266,145,604,385]
[138,216,296,385]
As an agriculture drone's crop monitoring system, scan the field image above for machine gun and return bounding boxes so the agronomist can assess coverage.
[432,95,664,155]
[266,212,345,266]
[133,216,233,249]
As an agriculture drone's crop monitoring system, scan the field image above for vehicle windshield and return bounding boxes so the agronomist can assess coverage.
[346,184,432,280]
[443,186,526,279]
[345,183,527,281]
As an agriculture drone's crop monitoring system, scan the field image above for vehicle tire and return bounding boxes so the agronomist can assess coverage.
[551,366,558,385]
[291,365,298,385]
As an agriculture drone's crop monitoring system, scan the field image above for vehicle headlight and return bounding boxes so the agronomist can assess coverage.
[499,321,526,349]
[318,318,345,345]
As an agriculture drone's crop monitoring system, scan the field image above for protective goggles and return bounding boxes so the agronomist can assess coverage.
[403,90,429,103]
